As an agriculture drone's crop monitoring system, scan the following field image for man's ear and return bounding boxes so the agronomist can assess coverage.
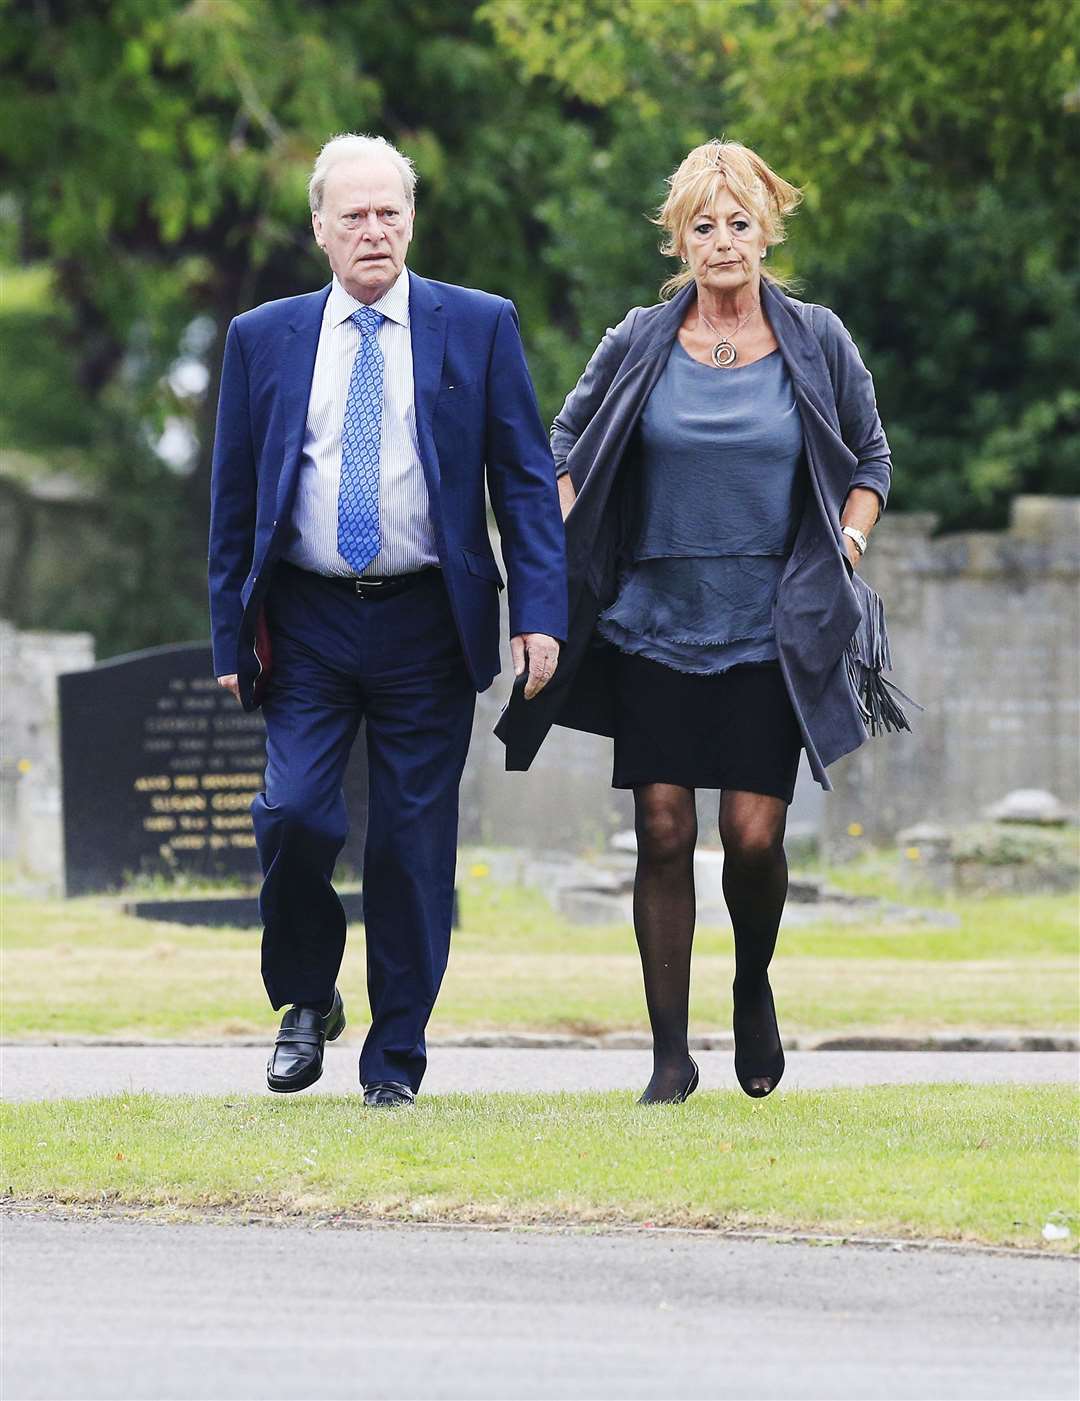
[311,210,324,249]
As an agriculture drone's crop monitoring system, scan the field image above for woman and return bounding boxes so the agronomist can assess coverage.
[497,141,892,1102]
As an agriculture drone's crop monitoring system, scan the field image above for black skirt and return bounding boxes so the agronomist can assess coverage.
[611,650,802,802]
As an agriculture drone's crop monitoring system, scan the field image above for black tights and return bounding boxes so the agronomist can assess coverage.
[633,784,788,1100]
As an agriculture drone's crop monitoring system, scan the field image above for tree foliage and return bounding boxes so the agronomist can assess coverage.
[1,0,594,650]
[492,0,1080,523]
[1,0,1077,653]
[730,0,1080,521]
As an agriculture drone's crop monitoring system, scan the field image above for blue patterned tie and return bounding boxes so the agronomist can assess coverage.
[337,305,385,573]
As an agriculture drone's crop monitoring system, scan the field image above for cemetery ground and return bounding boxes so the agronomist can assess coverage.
[3,853,1078,1042]
[2,851,1078,1255]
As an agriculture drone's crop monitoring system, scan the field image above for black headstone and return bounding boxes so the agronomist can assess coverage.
[59,643,368,895]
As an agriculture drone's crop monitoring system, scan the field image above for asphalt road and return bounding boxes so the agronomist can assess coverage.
[1,1045,1076,1101]
[3,1212,1076,1401]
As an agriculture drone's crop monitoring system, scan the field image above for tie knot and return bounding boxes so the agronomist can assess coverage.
[350,306,384,337]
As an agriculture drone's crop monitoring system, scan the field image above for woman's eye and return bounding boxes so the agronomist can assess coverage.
[732,220,749,233]
[694,223,712,235]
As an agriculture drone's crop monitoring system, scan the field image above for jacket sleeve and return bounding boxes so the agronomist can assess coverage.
[812,305,892,511]
[484,300,568,641]
[550,308,641,477]
[208,318,257,676]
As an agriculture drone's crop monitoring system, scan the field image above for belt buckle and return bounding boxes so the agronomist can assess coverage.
[354,577,386,595]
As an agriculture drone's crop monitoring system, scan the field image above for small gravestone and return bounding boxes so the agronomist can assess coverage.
[59,643,367,896]
[985,788,1070,825]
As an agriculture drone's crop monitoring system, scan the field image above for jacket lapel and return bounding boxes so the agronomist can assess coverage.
[565,289,688,586]
[764,281,840,432]
[276,285,331,517]
[623,281,694,368]
[407,271,447,502]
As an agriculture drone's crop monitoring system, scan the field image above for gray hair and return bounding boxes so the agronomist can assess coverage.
[307,133,417,213]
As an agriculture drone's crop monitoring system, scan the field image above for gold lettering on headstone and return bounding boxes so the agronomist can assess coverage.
[134,775,171,792]
[209,792,256,811]
[150,794,207,812]
[143,817,177,832]
[145,716,209,734]
[212,715,256,733]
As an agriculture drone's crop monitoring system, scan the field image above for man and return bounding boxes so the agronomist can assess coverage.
[209,133,565,1106]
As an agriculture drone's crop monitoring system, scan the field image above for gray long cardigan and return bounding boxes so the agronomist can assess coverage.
[495,278,893,790]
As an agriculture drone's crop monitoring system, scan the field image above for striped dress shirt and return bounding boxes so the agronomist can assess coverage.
[282,269,439,578]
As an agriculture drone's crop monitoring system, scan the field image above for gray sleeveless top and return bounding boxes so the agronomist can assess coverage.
[598,341,806,673]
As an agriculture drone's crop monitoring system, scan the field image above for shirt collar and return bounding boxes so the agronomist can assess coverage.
[329,268,410,329]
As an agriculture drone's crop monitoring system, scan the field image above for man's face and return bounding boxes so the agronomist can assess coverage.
[312,156,414,304]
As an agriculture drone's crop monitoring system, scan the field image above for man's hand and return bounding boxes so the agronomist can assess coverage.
[510,633,560,700]
[217,674,241,703]
[842,534,861,571]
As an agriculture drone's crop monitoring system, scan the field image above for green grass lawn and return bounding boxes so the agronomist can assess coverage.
[3,1085,1076,1249]
[2,864,1077,1040]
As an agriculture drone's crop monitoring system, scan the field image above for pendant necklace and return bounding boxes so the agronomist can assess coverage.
[697,301,759,367]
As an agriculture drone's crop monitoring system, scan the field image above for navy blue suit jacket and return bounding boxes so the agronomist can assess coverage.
[208,272,567,708]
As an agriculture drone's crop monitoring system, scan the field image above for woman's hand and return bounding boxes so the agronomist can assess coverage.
[843,534,861,571]
[557,474,577,521]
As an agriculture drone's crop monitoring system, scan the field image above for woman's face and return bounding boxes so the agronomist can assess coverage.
[683,188,768,297]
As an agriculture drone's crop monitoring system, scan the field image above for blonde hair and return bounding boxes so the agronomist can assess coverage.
[654,141,802,297]
[308,133,417,213]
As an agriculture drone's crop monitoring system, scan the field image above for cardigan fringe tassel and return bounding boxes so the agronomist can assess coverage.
[845,583,922,736]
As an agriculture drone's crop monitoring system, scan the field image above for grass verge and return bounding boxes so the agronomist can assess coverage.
[2,1086,1076,1250]
[2,876,1076,1040]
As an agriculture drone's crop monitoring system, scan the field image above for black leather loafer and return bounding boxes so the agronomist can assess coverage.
[362,1081,415,1108]
[266,989,345,1093]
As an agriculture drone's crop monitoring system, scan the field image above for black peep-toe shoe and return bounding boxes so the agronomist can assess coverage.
[733,978,785,1099]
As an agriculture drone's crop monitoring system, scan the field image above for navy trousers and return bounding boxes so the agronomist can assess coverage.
[251,563,476,1091]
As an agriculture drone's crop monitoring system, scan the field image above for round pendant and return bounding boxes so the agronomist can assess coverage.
[712,339,737,368]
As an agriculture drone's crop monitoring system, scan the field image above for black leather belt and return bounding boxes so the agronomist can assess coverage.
[349,567,440,600]
[281,563,440,600]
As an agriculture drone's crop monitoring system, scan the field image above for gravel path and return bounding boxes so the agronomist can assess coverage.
[2,1044,1077,1101]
